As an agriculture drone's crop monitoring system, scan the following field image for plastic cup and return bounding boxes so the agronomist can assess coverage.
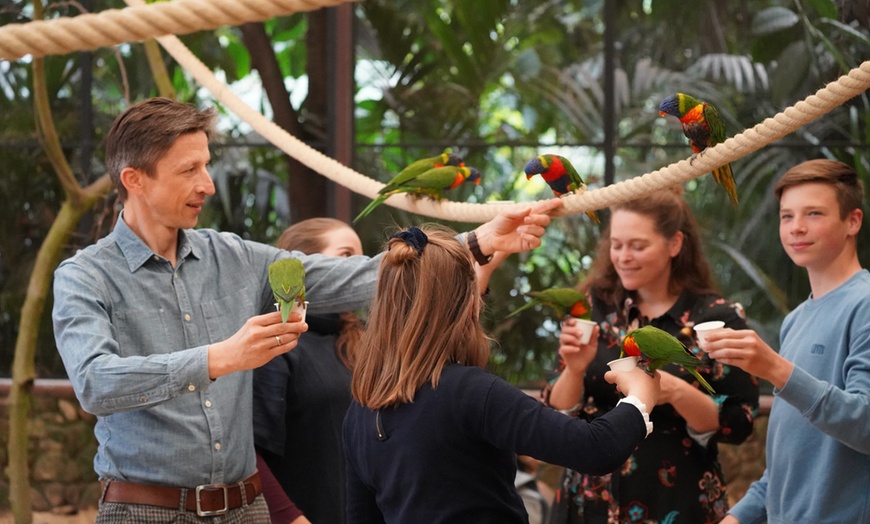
[693,320,725,348]
[575,319,597,345]
[292,300,309,322]
[274,300,309,322]
[607,356,639,371]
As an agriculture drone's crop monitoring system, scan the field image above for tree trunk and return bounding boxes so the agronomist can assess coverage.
[240,21,329,223]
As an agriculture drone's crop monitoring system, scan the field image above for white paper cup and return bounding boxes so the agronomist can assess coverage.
[274,300,309,322]
[607,356,639,371]
[575,319,597,345]
[292,300,309,322]
[693,320,725,347]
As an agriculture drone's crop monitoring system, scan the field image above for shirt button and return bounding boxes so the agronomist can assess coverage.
[214,442,221,450]
[205,400,212,408]
[184,313,191,321]
[139,396,148,403]
[188,384,196,392]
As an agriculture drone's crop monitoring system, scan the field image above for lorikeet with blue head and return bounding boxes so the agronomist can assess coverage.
[353,164,480,223]
[659,93,738,206]
[622,325,715,394]
[524,154,599,223]
[507,287,591,320]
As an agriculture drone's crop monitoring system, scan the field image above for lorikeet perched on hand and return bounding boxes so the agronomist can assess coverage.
[268,258,306,324]
[659,93,738,206]
[353,163,479,223]
[622,325,715,394]
[507,287,591,319]
[524,154,599,223]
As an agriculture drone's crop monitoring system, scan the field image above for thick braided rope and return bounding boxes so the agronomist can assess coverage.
[151,20,870,223]
[6,0,870,222]
[0,0,358,61]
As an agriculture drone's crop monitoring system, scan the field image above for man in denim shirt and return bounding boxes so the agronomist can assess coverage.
[52,97,560,522]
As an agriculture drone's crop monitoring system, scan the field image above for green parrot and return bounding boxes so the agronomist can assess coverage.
[353,165,480,223]
[507,287,591,319]
[622,325,715,394]
[268,258,306,323]
[658,93,738,206]
[523,154,599,223]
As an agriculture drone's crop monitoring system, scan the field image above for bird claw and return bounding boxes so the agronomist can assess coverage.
[688,152,700,166]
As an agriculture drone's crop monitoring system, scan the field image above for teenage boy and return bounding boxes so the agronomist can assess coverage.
[706,159,870,524]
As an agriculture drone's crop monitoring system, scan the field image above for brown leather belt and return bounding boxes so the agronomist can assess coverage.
[101,471,262,517]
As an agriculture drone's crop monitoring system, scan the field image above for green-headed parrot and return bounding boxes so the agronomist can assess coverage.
[658,93,738,206]
[353,165,480,223]
[268,258,306,324]
[507,287,591,319]
[524,154,599,223]
[622,325,715,394]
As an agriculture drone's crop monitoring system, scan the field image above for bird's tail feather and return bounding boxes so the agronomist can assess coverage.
[690,368,716,394]
[353,194,389,223]
[712,163,738,206]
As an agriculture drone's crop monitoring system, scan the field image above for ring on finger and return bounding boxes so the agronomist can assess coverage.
[275,335,281,345]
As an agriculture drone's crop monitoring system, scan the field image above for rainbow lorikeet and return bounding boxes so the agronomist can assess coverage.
[658,93,738,206]
[268,258,306,324]
[622,325,715,394]
[524,154,599,223]
[507,287,591,319]
[353,165,480,223]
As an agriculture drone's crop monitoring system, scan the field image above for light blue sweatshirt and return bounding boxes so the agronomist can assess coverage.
[729,270,870,524]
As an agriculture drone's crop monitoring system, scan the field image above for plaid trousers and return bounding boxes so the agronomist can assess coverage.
[96,494,271,523]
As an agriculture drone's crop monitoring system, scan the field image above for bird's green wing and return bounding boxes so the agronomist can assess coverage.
[702,103,727,145]
[556,155,584,190]
[380,155,444,193]
[631,326,697,364]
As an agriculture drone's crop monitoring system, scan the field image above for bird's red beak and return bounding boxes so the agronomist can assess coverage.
[658,111,667,117]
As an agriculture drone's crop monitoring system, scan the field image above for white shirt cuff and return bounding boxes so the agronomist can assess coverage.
[617,395,654,437]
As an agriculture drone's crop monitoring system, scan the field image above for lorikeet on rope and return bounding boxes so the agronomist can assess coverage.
[658,93,738,206]
[268,258,306,324]
[622,325,715,394]
[507,287,591,320]
[524,154,599,223]
[353,165,480,223]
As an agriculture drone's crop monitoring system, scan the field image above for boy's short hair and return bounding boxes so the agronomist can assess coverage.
[774,159,863,219]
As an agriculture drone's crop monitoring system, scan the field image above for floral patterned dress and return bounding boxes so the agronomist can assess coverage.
[544,291,759,524]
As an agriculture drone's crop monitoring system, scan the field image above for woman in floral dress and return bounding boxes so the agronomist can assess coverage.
[545,188,759,524]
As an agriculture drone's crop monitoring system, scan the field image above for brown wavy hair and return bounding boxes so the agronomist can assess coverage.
[351,225,490,409]
[276,218,363,369]
[581,187,718,305]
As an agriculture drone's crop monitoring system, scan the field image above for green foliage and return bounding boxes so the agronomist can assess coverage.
[0,0,867,387]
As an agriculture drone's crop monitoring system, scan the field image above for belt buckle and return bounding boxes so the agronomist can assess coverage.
[195,483,229,517]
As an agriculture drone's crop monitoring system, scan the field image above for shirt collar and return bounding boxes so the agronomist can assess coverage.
[622,288,693,324]
[113,212,201,272]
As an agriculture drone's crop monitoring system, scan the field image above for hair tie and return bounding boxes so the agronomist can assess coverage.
[390,227,428,254]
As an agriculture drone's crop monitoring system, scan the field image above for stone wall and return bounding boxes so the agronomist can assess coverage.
[0,380,100,512]
[0,380,769,513]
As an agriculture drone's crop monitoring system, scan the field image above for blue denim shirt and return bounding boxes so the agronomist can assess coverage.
[51,216,378,487]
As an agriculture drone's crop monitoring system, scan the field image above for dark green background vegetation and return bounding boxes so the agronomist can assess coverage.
[1,0,868,388]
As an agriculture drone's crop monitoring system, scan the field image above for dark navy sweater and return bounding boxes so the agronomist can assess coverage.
[343,364,646,523]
